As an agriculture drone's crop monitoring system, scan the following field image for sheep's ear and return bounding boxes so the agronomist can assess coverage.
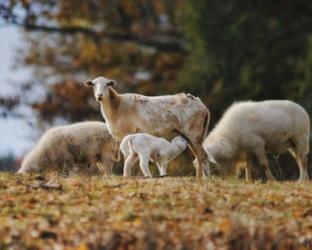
[84,80,94,87]
[107,80,117,87]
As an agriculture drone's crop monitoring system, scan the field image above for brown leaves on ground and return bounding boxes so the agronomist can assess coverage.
[0,174,312,250]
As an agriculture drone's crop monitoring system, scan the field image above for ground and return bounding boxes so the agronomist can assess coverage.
[0,173,312,250]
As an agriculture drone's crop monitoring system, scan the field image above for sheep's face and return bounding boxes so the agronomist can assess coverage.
[84,76,117,102]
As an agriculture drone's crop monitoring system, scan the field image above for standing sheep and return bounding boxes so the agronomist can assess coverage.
[203,100,310,181]
[84,76,212,178]
[17,121,120,175]
[120,133,188,177]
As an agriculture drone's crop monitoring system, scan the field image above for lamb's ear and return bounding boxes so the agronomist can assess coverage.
[84,80,94,87]
[107,80,117,87]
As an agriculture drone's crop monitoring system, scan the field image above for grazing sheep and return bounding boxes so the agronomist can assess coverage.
[120,133,188,177]
[17,121,120,175]
[203,100,310,181]
[84,76,212,178]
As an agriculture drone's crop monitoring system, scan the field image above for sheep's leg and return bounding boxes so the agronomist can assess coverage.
[123,154,138,177]
[107,162,113,176]
[290,136,309,181]
[60,160,71,177]
[101,162,112,176]
[192,156,205,178]
[96,162,108,176]
[189,143,209,178]
[99,161,113,176]
[253,147,275,181]
[96,162,103,174]
[245,158,252,181]
[289,149,309,181]
[243,155,255,181]
[138,155,152,178]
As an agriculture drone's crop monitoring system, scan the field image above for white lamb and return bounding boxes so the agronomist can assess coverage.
[120,133,188,177]
[17,121,120,175]
[203,100,310,181]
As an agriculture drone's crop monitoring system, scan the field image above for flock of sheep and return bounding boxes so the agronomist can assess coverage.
[18,76,310,181]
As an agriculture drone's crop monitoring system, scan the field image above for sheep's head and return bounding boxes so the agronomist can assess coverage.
[84,76,117,102]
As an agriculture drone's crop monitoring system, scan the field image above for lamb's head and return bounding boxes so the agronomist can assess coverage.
[84,76,117,102]
[171,136,188,151]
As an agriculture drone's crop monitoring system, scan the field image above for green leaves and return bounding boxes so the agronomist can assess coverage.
[180,0,312,121]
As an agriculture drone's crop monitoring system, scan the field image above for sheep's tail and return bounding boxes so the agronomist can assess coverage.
[202,110,210,141]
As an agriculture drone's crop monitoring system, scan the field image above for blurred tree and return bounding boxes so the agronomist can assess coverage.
[0,96,20,118]
[1,0,312,123]
[0,0,185,123]
[179,0,312,122]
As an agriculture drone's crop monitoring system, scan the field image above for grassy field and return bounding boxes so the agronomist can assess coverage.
[0,173,312,250]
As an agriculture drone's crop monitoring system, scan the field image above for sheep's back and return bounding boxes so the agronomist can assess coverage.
[213,100,309,147]
[61,122,113,161]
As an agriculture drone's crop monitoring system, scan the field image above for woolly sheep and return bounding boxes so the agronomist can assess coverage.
[84,76,212,179]
[17,121,120,175]
[203,100,310,181]
[120,133,188,177]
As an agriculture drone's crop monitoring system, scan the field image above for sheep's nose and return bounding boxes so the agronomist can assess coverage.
[96,94,103,101]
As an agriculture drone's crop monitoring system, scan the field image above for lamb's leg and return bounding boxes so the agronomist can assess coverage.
[253,146,275,181]
[123,154,139,177]
[138,155,152,178]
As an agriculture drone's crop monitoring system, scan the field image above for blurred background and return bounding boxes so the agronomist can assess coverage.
[0,0,311,176]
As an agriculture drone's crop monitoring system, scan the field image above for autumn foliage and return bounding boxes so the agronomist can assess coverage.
[1,174,312,249]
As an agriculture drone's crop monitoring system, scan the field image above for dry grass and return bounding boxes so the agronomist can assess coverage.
[0,173,312,250]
